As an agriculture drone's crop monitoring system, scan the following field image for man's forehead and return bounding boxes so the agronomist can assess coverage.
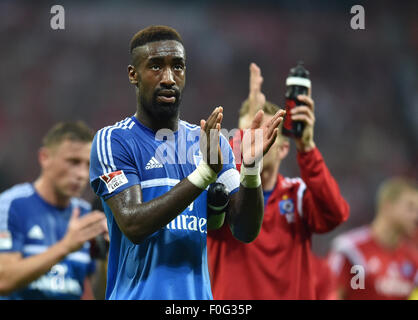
[136,40,185,60]
[51,139,91,154]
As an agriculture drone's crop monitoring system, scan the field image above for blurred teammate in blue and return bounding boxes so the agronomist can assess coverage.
[0,122,108,299]
[89,25,285,300]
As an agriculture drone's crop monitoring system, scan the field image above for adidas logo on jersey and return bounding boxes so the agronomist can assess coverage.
[28,225,44,240]
[145,157,163,170]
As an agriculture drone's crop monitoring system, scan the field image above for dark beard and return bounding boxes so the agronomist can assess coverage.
[140,89,181,120]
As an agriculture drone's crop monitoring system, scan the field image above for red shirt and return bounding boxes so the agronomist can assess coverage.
[313,254,338,300]
[328,226,418,300]
[207,132,350,299]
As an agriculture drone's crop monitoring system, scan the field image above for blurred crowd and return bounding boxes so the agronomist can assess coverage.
[0,0,417,255]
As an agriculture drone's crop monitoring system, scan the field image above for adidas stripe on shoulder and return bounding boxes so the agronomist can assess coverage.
[96,118,135,176]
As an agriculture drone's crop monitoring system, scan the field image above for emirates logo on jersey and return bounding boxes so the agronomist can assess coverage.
[165,202,207,234]
[166,213,207,234]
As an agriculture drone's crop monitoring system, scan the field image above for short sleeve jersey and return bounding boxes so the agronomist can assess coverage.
[0,183,95,300]
[89,116,239,300]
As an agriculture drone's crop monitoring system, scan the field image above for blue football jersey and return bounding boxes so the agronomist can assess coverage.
[0,183,95,300]
[89,116,240,300]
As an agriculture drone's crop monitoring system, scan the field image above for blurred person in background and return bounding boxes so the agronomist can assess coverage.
[312,254,338,300]
[407,229,418,299]
[207,63,349,299]
[0,122,108,300]
[328,177,418,300]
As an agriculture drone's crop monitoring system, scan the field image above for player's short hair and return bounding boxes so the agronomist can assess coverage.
[130,25,183,54]
[129,25,184,68]
[239,99,279,119]
[376,176,418,211]
[42,121,94,148]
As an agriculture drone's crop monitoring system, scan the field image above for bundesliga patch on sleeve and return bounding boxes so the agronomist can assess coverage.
[0,231,12,250]
[100,170,129,193]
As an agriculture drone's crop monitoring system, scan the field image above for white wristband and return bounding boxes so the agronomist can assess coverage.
[240,163,261,188]
[187,161,218,189]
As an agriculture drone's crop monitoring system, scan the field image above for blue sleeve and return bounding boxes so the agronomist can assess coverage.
[0,202,24,253]
[216,133,240,195]
[90,128,141,200]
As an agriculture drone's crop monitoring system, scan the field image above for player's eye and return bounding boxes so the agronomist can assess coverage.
[67,158,81,166]
[150,65,161,71]
[173,64,184,71]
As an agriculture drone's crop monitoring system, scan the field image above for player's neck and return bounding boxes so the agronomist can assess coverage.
[371,217,403,250]
[135,108,179,132]
[261,162,280,191]
[34,177,71,209]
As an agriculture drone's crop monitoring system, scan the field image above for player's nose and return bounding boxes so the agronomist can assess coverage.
[160,67,175,87]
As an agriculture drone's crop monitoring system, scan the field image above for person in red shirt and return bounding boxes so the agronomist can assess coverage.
[207,63,350,299]
[328,177,418,300]
[407,229,418,300]
[313,254,338,300]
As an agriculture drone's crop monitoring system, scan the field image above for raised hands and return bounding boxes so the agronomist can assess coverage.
[248,63,266,117]
[61,207,108,254]
[200,106,223,174]
[240,63,266,129]
[241,109,286,168]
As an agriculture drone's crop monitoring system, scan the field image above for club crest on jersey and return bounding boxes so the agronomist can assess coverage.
[401,261,414,278]
[100,170,128,193]
[279,195,295,223]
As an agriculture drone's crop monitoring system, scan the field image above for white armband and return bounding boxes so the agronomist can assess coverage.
[187,161,218,189]
[240,163,261,188]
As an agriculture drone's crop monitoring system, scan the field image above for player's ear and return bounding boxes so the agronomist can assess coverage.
[38,146,51,169]
[127,65,139,86]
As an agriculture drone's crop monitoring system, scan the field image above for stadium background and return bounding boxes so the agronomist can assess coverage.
[0,0,416,255]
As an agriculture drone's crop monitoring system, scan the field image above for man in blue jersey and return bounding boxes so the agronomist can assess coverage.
[0,122,108,299]
[89,25,285,300]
